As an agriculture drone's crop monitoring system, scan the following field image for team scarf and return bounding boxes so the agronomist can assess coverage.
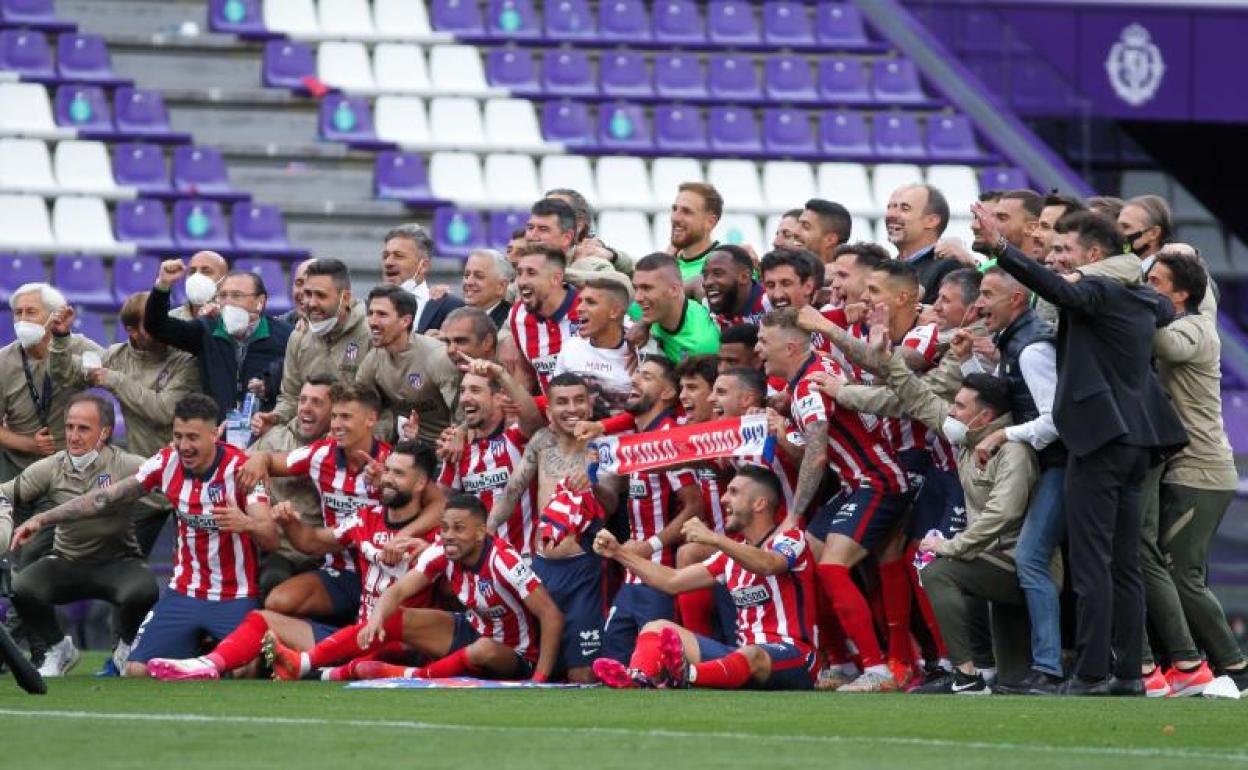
[538,479,606,548]
[589,414,775,481]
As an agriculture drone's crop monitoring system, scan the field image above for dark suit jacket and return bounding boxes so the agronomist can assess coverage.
[416,294,465,333]
[996,245,1187,459]
[908,245,960,305]
[487,300,512,331]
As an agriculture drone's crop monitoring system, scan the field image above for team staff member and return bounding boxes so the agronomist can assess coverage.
[632,253,721,364]
[885,184,958,304]
[170,251,229,321]
[381,224,464,334]
[461,249,514,330]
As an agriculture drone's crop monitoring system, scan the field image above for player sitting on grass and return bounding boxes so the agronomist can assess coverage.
[591,466,818,690]
[145,441,442,680]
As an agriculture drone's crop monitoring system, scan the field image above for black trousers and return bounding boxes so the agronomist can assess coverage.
[11,555,159,646]
[1065,441,1150,681]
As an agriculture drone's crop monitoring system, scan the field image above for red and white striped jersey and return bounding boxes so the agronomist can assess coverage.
[694,466,727,534]
[625,412,697,584]
[509,287,582,395]
[437,424,535,556]
[285,438,392,572]
[879,323,941,455]
[415,537,543,661]
[708,282,771,331]
[134,443,269,601]
[702,527,816,651]
[334,505,437,622]
[789,354,907,495]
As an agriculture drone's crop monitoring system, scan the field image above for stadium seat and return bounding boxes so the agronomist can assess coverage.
[429,44,489,94]
[818,56,872,104]
[172,199,233,252]
[55,84,114,136]
[927,114,981,162]
[598,102,651,152]
[707,159,764,211]
[430,0,484,34]
[654,105,708,154]
[649,213,671,252]
[487,209,526,248]
[650,157,702,208]
[715,213,764,250]
[375,150,435,203]
[653,0,704,44]
[872,59,926,104]
[600,51,652,99]
[263,40,316,91]
[484,152,540,207]
[172,145,243,199]
[957,8,1014,54]
[654,53,706,100]
[979,166,1027,191]
[596,210,651,258]
[762,0,813,47]
[0,82,62,138]
[111,143,170,196]
[708,106,761,155]
[374,43,432,93]
[53,196,128,254]
[114,199,174,251]
[56,33,124,86]
[318,0,375,38]
[208,0,267,36]
[815,2,869,47]
[851,215,872,242]
[112,255,160,302]
[595,156,652,209]
[54,140,124,197]
[317,41,374,91]
[263,0,320,37]
[873,216,890,248]
[926,164,980,216]
[763,160,816,209]
[874,113,925,159]
[487,48,539,95]
[944,218,974,249]
[0,0,74,32]
[429,151,487,203]
[706,0,759,46]
[484,98,548,151]
[71,308,108,346]
[818,109,871,157]
[872,163,924,210]
[373,0,435,39]
[707,54,760,101]
[538,154,597,204]
[817,161,874,216]
[0,253,47,303]
[0,137,57,195]
[765,55,816,102]
[234,257,291,314]
[599,0,650,43]
[114,87,185,142]
[540,100,593,148]
[375,95,431,146]
[319,94,377,144]
[432,206,485,257]
[0,194,53,249]
[53,254,114,308]
[233,202,299,256]
[763,108,816,156]
[544,0,594,40]
[541,50,595,97]
[486,0,540,40]
[0,29,53,80]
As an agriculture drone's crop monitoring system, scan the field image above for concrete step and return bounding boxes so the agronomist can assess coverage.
[60,0,211,38]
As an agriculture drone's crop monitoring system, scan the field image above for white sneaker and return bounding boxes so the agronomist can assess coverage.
[112,639,132,673]
[37,636,80,678]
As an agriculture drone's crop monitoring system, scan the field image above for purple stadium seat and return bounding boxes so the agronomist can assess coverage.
[114,199,174,251]
[541,100,594,148]
[486,49,540,96]
[375,151,436,204]
[56,33,125,86]
[112,255,160,302]
[874,113,925,158]
[172,145,244,200]
[431,0,485,35]
[263,40,316,92]
[708,106,760,154]
[818,56,872,104]
[653,0,704,44]
[655,105,708,153]
[598,102,651,152]
[0,309,11,345]
[54,254,114,309]
[114,87,188,142]
[111,143,171,196]
[0,253,47,304]
[208,0,268,37]
[0,29,53,80]
[319,94,379,146]
[172,199,233,252]
[71,308,108,346]
[487,0,539,39]
[654,53,706,100]
[927,114,981,161]
[233,258,291,315]
[764,55,816,102]
[600,51,651,98]
[707,54,760,101]
[871,59,925,104]
[707,0,759,46]
[488,210,527,247]
[815,3,868,47]
[55,84,114,134]
[979,166,1027,192]
[762,1,812,47]
[763,108,815,156]
[0,0,74,32]
[544,0,594,41]
[599,0,650,43]
[819,110,870,157]
[1010,59,1071,114]
[541,50,595,97]
[433,206,485,258]
[233,202,301,257]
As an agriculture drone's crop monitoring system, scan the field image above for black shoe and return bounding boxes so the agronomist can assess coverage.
[994,669,1064,696]
[950,669,990,695]
[911,670,954,694]
[1060,676,1111,696]
[1225,668,1248,694]
[1108,676,1144,696]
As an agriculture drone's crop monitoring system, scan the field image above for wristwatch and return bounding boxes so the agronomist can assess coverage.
[992,234,1009,258]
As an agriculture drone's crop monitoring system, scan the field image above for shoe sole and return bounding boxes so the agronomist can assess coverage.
[261,632,299,681]
[953,687,992,696]
[657,628,688,688]
[1146,687,1171,698]
[147,659,218,681]
[1168,681,1211,698]
[592,658,635,689]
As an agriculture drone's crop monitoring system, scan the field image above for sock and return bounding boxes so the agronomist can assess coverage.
[879,559,913,664]
[907,555,947,658]
[676,589,716,637]
[818,563,884,669]
[417,647,481,679]
[690,652,752,689]
[206,611,269,672]
[310,613,404,668]
[628,631,663,679]
[814,582,852,666]
[352,662,413,680]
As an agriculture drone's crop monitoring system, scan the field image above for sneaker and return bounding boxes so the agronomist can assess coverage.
[814,667,854,691]
[36,636,80,678]
[1166,662,1214,698]
[910,670,954,694]
[147,657,220,681]
[94,658,120,678]
[262,631,303,681]
[112,639,132,673]
[657,627,691,688]
[1059,676,1111,696]
[591,657,656,689]
[994,669,1064,696]
[1144,668,1170,698]
[838,668,900,693]
[1224,668,1248,695]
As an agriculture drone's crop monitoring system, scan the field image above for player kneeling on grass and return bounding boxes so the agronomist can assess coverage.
[591,466,818,690]
[338,494,563,682]
[145,442,441,681]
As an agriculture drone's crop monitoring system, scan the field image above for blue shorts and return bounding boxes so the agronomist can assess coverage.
[909,465,966,538]
[448,612,534,679]
[129,590,259,663]
[808,487,910,550]
[712,583,738,645]
[533,552,604,670]
[602,583,674,662]
[308,621,342,643]
[693,633,816,691]
[314,567,362,625]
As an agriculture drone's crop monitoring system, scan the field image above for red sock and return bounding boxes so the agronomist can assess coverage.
[310,613,405,668]
[908,558,947,658]
[676,589,716,637]
[628,631,663,679]
[879,559,914,663]
[353,661,412,680]
[692,651,752,689]
[206,611,268,672]
[818,563,884,669]
[418,647,482,678]
[815,580,852,666]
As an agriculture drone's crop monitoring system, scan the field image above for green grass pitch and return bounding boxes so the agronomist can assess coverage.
[2,654,1246,770]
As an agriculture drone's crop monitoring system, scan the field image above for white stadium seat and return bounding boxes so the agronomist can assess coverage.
[54,140,128,198]
[374,96,430,146]
[429,45,489,94]
[483,98,549,152]
[872,163,924,212]
[53,196,131,254]
[874,217,892,252]
[944,218,974,249]
[0,83,67,140]
[0,194,54,250]
[428,151,486,204]
[430,96,485,148]
[926,165,980,219]
[0,138,58,195]
[650,158,703,211]
[764,213,782,246]
[851,216,873,244]
[373,43,431,93]
[816,162,874,217]
[373,0,436,39]
[539,155,597,204]
[707,159,765,212]
[263,0,320,36]
[595,157,652,210]
[597,210,652,259]
[715,213,764,252]
[317,41,374,91]
[650,213,670,253]
[318,0,376,39]
[484,153,540,207]
[762,161,816,211]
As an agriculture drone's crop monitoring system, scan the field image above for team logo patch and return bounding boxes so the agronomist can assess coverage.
[206,481,226,504]
[407,372,424,389]
[97,473,112,488]
[344,342,360,362]
[156,370,171,388]
[476,578,494,598]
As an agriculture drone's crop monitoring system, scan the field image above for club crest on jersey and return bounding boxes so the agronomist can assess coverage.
[206,481,226,504]
[407,372,424,390]
[156,369,171,388]
[344,342,360,362]
[476,578,495,598]
[97,473,112,488]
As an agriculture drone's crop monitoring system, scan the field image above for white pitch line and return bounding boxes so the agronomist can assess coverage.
[2,708,1247,762]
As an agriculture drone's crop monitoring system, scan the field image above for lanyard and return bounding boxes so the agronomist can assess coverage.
[18,346,52,427]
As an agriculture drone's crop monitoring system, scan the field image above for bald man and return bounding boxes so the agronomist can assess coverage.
[278,258,317,327]
[170,251,229,321]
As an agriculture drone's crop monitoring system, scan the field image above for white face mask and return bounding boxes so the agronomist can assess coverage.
[942,416,970,446]
[307,299,343,337]
[185,272,219,306]
[221,304,253,336]
[14,320,47,348]
[68,448,99,472]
